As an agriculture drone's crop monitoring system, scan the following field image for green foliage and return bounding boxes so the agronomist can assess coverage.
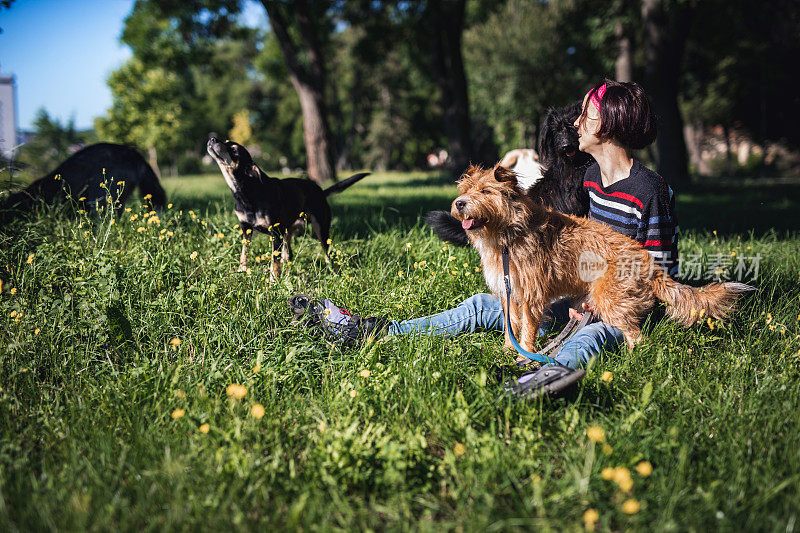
[2,173,800,529]
[463,0,606,154]
[14,109,86,179]
[95,57,194,156]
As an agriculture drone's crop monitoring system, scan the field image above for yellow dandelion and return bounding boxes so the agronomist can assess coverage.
[707,317,715,329]
[327,238,333,245]
[143,194,152,200]
[583,508,600,530]
[34,328,41,335]
[199,423,210,434]
[602,443,613,455]
[601,467,615,480]
[167,203,173,209]
[613,467,634,492]
[601,371,613,382]
[137,227,145,233]
[26,254,34,264]
[766,313,772,324]
[636,461,653,477]
[252,364,261,373]
[78,196,86,201]
[175,389,186,399]
[453,442,466,457]
[405,242,412,249]
[251,403,266,419]
[348,389,358,398]
[449,256,456,261]
[169,337,181,347]
[621,498,640,514]
[190,251,198,260]
[10,310,17,318]
[171,408,185,419]
[226,383,248,399]
[359,369,371,378]
[463,262,469,268]
[586,425,605,443]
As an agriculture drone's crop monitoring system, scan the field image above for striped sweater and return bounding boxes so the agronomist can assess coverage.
[583,160,679,278]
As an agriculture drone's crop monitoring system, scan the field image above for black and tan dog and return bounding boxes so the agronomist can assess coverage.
[207,137,369,277]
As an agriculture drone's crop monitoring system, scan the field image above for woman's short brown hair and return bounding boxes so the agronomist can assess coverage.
[582,79,658,150]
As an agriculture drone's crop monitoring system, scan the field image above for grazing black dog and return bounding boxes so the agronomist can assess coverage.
[425,101,593,246]
[0,143,165,220]
[207,137,369,277]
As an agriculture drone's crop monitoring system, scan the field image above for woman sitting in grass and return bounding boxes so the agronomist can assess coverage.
[291,79,679,400]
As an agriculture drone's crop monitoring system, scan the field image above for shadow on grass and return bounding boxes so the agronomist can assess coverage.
[5,176,800,241]
[677,181,800,236]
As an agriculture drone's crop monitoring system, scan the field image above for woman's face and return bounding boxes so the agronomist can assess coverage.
[574,93,602,152]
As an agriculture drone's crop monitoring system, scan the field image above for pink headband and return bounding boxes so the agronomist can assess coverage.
[589,83,607,112]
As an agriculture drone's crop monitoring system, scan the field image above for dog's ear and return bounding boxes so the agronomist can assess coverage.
[493,165,518,184]
[246,163,261,179]
[538,108,557,167]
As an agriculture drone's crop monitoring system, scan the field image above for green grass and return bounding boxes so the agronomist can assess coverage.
[2,171,800,531]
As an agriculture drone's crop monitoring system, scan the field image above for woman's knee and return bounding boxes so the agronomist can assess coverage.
[461,293,501,311]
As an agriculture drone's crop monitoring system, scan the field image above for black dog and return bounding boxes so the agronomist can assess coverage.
[207,137,369,277]
[0,143,166,221]
[426,101,593,246]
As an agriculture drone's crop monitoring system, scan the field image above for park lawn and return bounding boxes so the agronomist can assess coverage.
[1,171,800,531]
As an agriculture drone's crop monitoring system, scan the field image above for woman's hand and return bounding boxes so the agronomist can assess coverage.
[568,302,595,321]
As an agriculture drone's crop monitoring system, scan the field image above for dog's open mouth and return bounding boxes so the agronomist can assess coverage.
[563,147,577,157]
[461,218,485,230]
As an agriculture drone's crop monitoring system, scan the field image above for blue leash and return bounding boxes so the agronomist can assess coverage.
[501,248,595,365]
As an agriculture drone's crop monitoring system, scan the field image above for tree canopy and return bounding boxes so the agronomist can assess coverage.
[85,0,800,181]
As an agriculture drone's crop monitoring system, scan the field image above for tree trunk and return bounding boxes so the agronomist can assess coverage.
[147,146,161,180]
[642,0,692,188]
[427,0,473,174]
[683,121,711,175]
[262,0,336,183]
[614,20,633,82]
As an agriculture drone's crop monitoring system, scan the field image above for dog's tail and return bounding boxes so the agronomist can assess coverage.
[424,210,470,247]
[652,273,755,326]
[138,161,167,209]
[323,172,370,197]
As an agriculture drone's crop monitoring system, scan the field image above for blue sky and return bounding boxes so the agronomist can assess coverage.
[0,0,266,131]
[0,0,135,131]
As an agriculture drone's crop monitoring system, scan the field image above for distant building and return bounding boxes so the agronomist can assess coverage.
[0,66,18,159]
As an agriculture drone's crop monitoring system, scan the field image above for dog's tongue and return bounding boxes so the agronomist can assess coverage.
[462,218,476,230]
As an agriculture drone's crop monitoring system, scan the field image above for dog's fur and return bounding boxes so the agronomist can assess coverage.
[426,101,592,246]
[452,165,754,350]
[0,143,165,220]
[206,137,369,277]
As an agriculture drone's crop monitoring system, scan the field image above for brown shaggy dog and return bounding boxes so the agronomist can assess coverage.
[451,165,754,350]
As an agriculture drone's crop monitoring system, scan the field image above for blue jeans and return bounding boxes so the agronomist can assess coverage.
[387,293,624,369]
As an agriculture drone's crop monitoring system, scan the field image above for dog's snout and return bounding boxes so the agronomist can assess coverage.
[454,199,467,212]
